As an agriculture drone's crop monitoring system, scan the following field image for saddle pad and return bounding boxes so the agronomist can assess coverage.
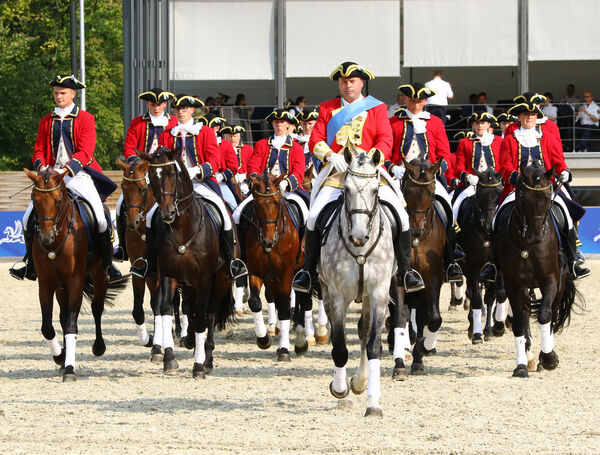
[433,199,448,230]
[285,201,303,239]
[493,202,513,234]
[316,197,343,245]
[68,190,96,245]
[457,196,475,231]
[201,197,224,234]
[379,201,398,240]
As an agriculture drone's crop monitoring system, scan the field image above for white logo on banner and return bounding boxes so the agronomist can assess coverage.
[0,221,24,245]
[594,231,600,243]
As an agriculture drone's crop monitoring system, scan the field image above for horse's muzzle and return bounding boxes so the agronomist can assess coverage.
[39,232,55,246]
[349,235,367,247]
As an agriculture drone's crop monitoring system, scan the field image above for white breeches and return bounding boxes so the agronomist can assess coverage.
[493,190,573,230]
[116,193,124,214]
[219,182,238,209]
[452,185,476,221]
[145,182,232,231]
[24,171,108,233]
[232,192,308,225]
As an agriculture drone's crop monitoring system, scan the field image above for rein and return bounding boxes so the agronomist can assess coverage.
[121,167,151,233]
[33,184,76,260]
[403,173,436,244]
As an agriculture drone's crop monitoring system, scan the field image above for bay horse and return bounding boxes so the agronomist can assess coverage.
[139,147,235,378]
[24,168,126,381]
[493,163,582,377]
[319,148,395,417]
[456,169,508,343]
[245,169,305,360]
[401,158,446,374]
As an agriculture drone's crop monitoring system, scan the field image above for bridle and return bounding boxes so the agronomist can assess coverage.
[121,163,150,231]
[343,168,380,235]
[253,186,285,253]
[474,175,503,236]
[403,173,436,242]
[512,178,553,243]
[149,160,195,221]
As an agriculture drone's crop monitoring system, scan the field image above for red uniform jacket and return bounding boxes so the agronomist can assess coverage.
[454,135,503,184]
[218,139,239,181]
[158,125,221,182]
[248,136,305,191]
[499,132,568,201]
[309,98,392,162]
[387,112,453,180]
[123,113,177,161]
[32,105,102,176]
[234,144,253,174]
[505,119,564,157]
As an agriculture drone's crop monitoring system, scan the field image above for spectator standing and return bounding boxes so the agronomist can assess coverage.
[478,92,493,114]
[460,93,479,118]
[561,84,580,110]
[288,96,307,117]
[388,93,407,117]
[575,91,599,152]
[542,92,558,122]
[425,70,454,124]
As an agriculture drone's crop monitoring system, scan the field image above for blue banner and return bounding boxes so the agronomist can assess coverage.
[0,212,25,257]
[576,207,600,254]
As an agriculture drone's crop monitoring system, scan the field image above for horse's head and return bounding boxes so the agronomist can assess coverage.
[117,156,150,230]
[475,168,503,235]
[302,162,314,193]
[342,145,381,247]
[515,162,556,243]
[402,158,440,237]
[140,147,187,223]
[250,169,286,251]
[24,168,67,246]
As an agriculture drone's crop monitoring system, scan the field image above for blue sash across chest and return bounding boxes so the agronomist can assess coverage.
[326,96,384,146]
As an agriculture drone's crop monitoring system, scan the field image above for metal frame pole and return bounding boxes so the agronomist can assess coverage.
[518,0,528,94]
[276,0,286,108]
[79,0,86,110]
[70,0,78,76]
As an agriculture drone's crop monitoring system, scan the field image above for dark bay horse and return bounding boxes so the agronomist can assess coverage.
[493,163,582,377]
[401,159,446,374]
[245,169,305,361]
[140,148,235,378]
[456,169,507,343]
[24,168,126,381]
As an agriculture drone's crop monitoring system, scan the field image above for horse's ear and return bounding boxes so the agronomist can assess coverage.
[24,168,38,182]
[56,170,68,183]
[403,159,418,176]
[343,147,353,165]
[545,164,557,181]
[370,149,382,168]
[138,160,149,174]
[250,175,259,187]
[116,158,128,171]
[273,173,286,188]
[430,158,443,176]
[139,152,152,162]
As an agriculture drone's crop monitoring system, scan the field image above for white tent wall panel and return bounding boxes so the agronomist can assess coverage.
[403,0,518,67]
[285,0,400,77]
[528,0,600,61]
[169,0,275,80]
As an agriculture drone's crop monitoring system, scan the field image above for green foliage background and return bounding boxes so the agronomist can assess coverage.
[0,0,123,170]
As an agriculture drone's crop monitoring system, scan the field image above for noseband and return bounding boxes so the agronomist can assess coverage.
[122,166,149,228]
[344,168,379,234]
[149,160,194,221]
[513,180,553,241]
[253,187,285,253]
[403,173,436,241]
[33,183,75,259]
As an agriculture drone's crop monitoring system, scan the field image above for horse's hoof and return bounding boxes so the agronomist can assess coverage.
[410,361,425,375]
[350,377,366,395]
[53,349,65,366]
[235,309,244,317]
[62,365,76,382]
[203,360,214,374]
[414,338,436,357]
[192,363,207,379]
[294,341,308,356]
[256,334,272,350]
[306,334,316,346]
[472,333,483,345]
[448,304,458,312]
[144,334,154,348]
[268,324,276,336]
[505,316,513,330]
[483,326,493,341]
[392,358,408,381]
[315,326,329,344]
[492,322,505,337]
[163,347,179,372]
[92,339,106,357]
[276,348,291,362]
[467,329,473,340]
[512,364,529,378]
[149,345,164,363]
[329,380,350,399]
[538,351,559,371]
[178,338,187,348]
[364,407,383,418]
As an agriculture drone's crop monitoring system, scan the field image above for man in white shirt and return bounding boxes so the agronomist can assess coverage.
[425,70,453,125]
[478,92,494,114]
[388,93,407,117]
[576,91,600,152]
[542,92,558,123]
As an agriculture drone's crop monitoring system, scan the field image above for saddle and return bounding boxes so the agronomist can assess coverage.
[379,201,399,241]
[433,197,449,231]
[200,197,224,234]
[67,189,112,245]
[315,197,344,245]
[285,200,304,239]
[457,196,475,231]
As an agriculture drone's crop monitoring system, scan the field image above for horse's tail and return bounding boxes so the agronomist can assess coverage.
[553,273,585,334]
[82,274,130,308]
[214,282,236,331]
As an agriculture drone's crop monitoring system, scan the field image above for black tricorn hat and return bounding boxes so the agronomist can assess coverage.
[330,62,375,81]
[217,92,231,103]
[171,94,204,108]
[296,109,319,122]
[468,111,497,124]
[198,113,226,127]
[513,92,546,104]
[508,102,544,118]
[265,109,298,125]
[138,88,174,103]
[220,125,246,135]
[49,74,86,90]
[398,83,436,100]
[496,112,517,123]
[453,131,475,140]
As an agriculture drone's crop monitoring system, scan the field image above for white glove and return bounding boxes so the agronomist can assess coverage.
[466,174,479,186]
[38,165,49,174]
[560,170,570,183]
[58,167,68,175]
[392,165,405,180]
[215,173,224,183]
[235,173,247,183]
[187,165,200,180]
[327,152,348,173]
[279,179,289,192]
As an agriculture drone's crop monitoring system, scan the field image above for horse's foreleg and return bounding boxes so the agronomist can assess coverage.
[172,290,182,339]
[90,268,107,357]
[389,281,410,379]
[538,280,559,371]
[147,280,164,362]
[62,278,85,381]
[316,298,329,344]
[419,282,442,354]
[131,275,150,346]
[328,294,349,398]
[507,287,532,377]
[468,279,484,344]
[41,286,63,365]
[411,300,428,374]
[249,274,270,349]
[364,289,388,417]
[294,291,311,355]
[274,285,292,362]
[351,310,369,396]
[483,282,496,340]
[160,277,178,372]
[190,290,210,379]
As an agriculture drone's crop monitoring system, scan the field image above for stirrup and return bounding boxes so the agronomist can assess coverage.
[9,260,26,281]
[571,262,590,280]
[292,270,311,293]
[130,257,148,278]
[479,262,497,283]
[113,246,127,262]
[229,258,248,281]
[446,263,464,285]
[403,270,425,293]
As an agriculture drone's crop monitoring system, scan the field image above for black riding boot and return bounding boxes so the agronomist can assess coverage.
[292,228,321,294]
[396,230,425,292]
[130,224,156,279]
[479,262,497,283]
[221,229,248,281]
[444,225,464,284]
[9,226,36,281]
[99,229,123,284]
[566,228,590,279]
[113,209,128,262]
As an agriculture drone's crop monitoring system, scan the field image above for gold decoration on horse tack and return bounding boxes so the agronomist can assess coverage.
[520,250,529,259]
[178,245,187,254]
[48,252,56,260]
[356,255,366,265]
[483,240,490,248]
[412,238,420,247]
[141,234,146,241]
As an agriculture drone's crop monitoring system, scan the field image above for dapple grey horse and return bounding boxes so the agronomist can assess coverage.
[319,147,395,417]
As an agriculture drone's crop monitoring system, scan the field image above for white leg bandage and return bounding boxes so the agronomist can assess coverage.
[495,301,507,322]
[136,324,150,346]
[279,319,290,350]
[410,308,417,334]
[423,327,438,351]
[45,336,62,357]
[180,314,189,339]
[64,333,77,368]
[267,302,277,325]
[332,366,347,393]
[234,287,244,310]
[162,315,174,349]
[539,322,554,354]
[367,359,381,401]
[317,300,328,326]
[252,311,267,338]
[153,315,163,347]
[290,289,296,310]
[472,309,483,335]
[514,335,527,366]
[304,311,315,335]
[403,322,411,351]
[454,282,465,300]
[194,332,206,364]
[393,327,406,360]
[507,303,513,317]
